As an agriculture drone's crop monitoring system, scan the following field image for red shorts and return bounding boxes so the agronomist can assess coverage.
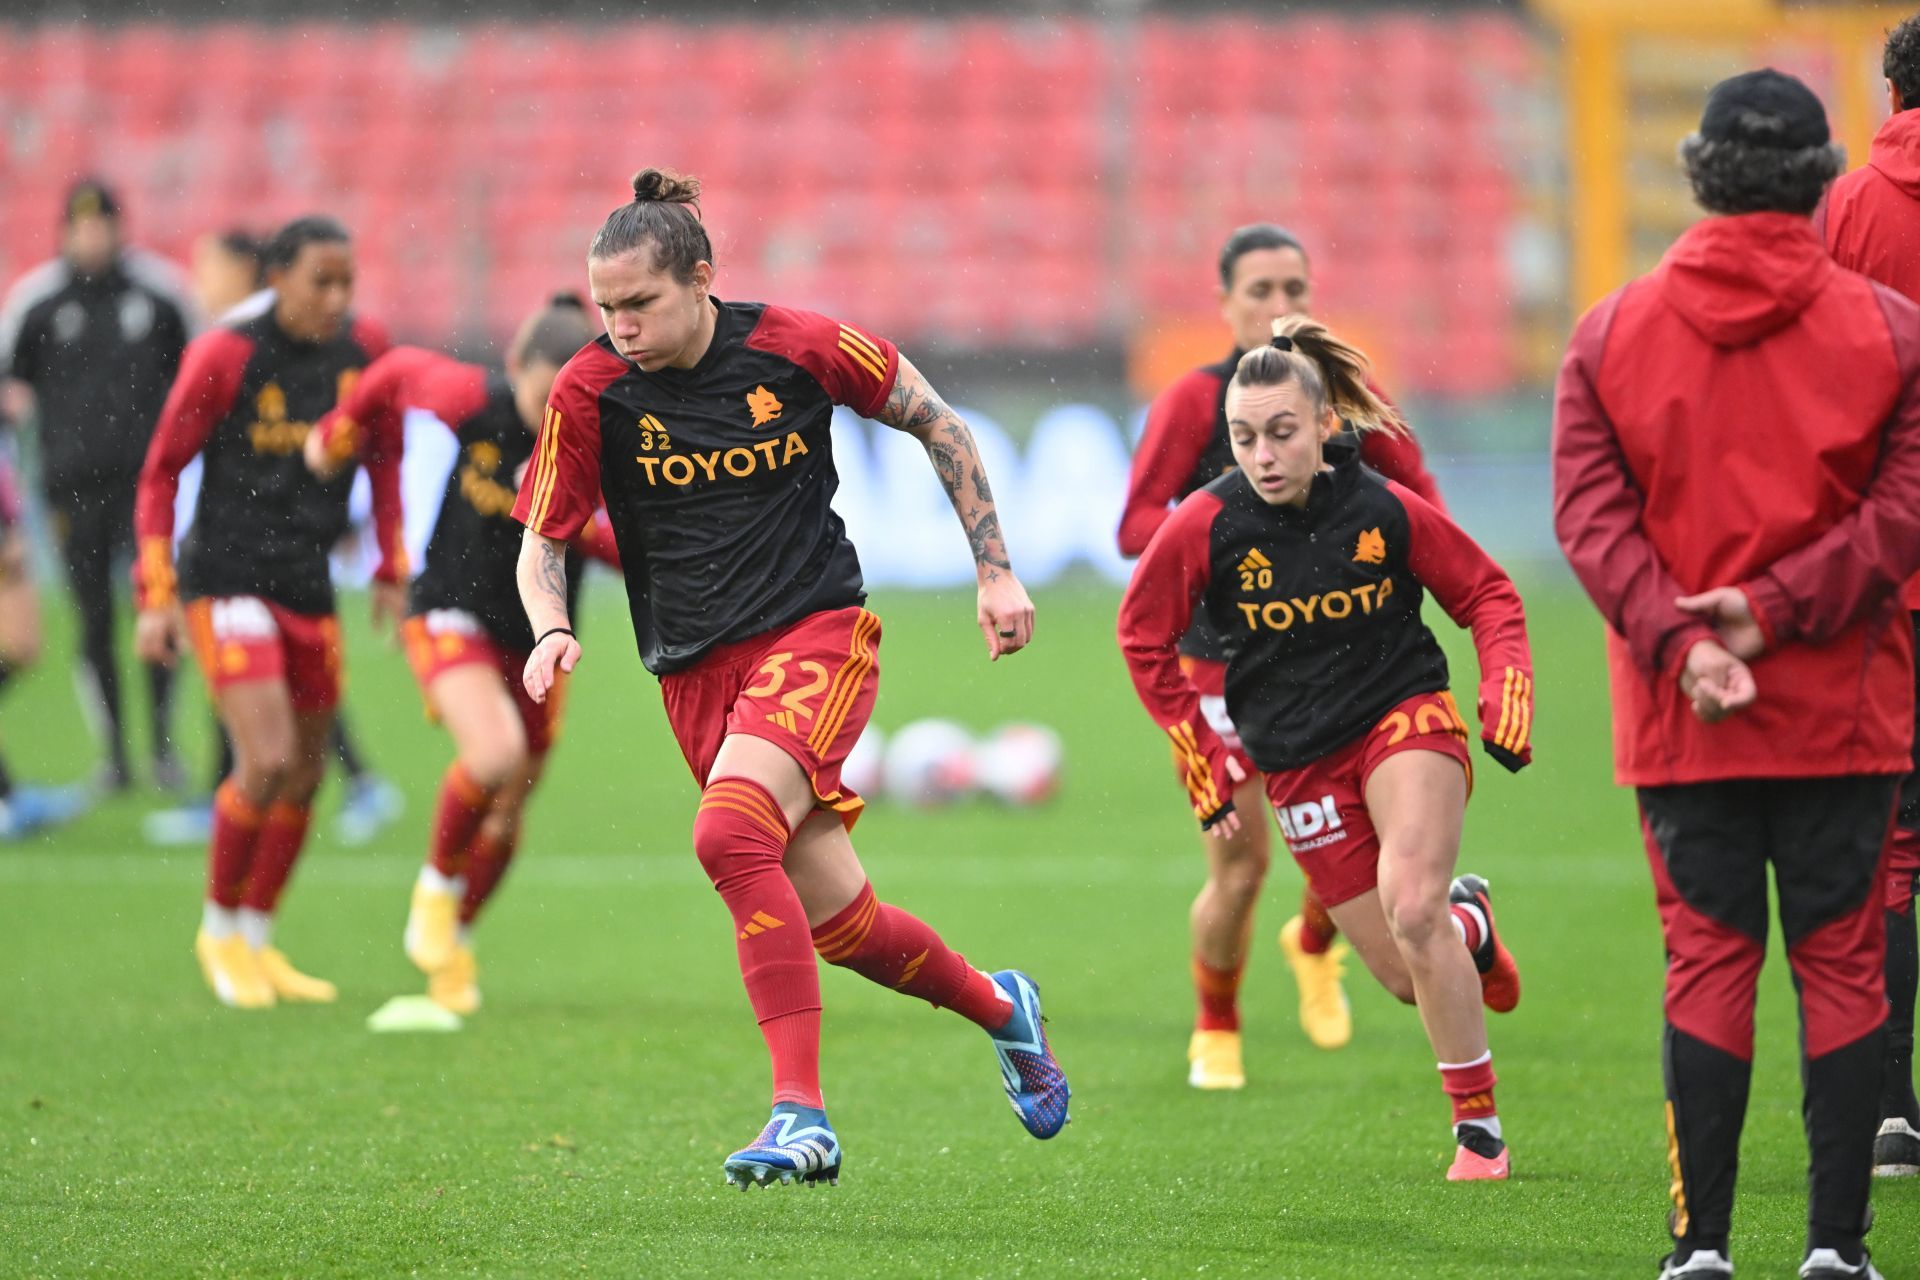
[185,596,341,713]
[402,609,564,758]
[660,606,880,830]
[1263,689,1473,908]
[1170,655,1257,782]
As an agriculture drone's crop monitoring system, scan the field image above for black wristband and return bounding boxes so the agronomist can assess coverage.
[1199,800,1238,832]
[534,627,575,650]
[1481,738,1529,774]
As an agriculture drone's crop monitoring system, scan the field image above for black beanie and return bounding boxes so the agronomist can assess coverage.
[1698,68,1831,150]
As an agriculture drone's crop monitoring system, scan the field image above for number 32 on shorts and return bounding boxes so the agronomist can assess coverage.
[745,652,830,722]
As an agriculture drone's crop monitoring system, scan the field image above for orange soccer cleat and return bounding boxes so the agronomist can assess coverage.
[1451,874,1520,1014]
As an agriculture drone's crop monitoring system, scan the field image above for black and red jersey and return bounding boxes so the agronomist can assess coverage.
[314,346,617,653]
[134,306,389,615]
[1119,437,1532,824]
[1118,348,1445,666]
[513,299,898,676]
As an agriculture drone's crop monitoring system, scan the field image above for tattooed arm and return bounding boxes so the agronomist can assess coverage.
[875,354,1035,658]
[517,528,581,703]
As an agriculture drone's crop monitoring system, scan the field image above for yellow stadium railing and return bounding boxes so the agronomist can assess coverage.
[1533,0,1910,311]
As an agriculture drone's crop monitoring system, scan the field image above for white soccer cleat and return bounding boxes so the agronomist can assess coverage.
[1872,1116,1920,1177]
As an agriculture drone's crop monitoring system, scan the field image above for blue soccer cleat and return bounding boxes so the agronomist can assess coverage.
[0,784,92,841]
[334,774,405,847]
[988,969,1070,1139]
[722,1103,841,1189]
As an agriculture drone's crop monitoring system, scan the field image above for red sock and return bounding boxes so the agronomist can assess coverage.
[1192,956,1244,1032]
[430,763,493,878]
[459,831,519,927]
[1450,902,1485,953]
[812,881,1012,1031]
[1299,888,1339,955]
[240,802,312,915]
[694,778,821,1108]
[207,780,264,909]
[1439,1053,1498,1126]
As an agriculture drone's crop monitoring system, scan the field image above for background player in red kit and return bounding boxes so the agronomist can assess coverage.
[1815,11,1920,1181]
[307,295,616,1015]
[513,170,1068,1189]
[1118,223,1449,1086]
[1120,315,1532,1182]
[133,215,393,1009]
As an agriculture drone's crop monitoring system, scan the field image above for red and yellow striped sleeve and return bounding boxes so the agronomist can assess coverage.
[1117,489,1238,827]
[512,358,608,542]
[745,305,899,419]
[132,328,252,609]
[1392,480,1534,772]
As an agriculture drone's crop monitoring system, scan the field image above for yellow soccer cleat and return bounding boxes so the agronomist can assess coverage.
[429,944,481,1016]
[404,880,460,975]
[256,947,338,1003]
[1279,915,1353,1050]
[1187,1029,1246,1090]
[195,929,275,1009]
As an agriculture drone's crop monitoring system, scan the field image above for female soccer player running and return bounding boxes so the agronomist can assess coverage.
[514,169,1068,1189]
[134,216,393,1009]
[1119,224,1452,1087]
[306,295,617,1014]
[1119,317,1532,1180]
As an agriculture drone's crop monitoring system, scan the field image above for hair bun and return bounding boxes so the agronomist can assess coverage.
[631,167,702,206]
[548,291,585,311]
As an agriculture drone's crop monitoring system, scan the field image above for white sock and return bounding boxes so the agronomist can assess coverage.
[237,907,272,951]
[202,902,239,939]
[1450,902,1488,951]
[419,865,464,897]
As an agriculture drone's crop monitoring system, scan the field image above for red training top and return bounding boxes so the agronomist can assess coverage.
[314,346,618,653]
[1817,107,1920,609]
[513,299,897,676]
[1552,212,1920,786]
[1118,437,1531,828]
[134,306,389,614]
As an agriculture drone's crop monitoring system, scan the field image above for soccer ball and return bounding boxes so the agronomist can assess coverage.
[840,725,887,799]
[881,718,977,806]
[973,722,1063,806]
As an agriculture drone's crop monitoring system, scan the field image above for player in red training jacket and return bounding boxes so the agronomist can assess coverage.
[1118,223,1448,1086]
[306,295,618,1016]
[511,169,1068,1189]
[132,216,391,1010]
[1817,12,1920,1181]
[1560,70,1920,1279]
[1120,315,1533,1183]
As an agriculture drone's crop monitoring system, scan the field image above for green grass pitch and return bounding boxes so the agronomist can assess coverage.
[2,580,1912,1277]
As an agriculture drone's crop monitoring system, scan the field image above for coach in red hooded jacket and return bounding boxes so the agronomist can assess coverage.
[1554,70,1920,1280]
[1816,12,1920,1182]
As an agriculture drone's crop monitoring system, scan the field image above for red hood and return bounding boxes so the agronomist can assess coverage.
[1870,108,1920,199]
[1656,212,1835,348]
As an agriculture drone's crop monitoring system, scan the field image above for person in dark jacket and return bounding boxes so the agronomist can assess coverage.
[1554,69,1920,1280]
[1815,11,1920,1180]
[0,179,195,791]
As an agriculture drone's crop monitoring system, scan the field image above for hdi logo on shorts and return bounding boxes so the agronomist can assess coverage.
[1275,795,1346,847]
